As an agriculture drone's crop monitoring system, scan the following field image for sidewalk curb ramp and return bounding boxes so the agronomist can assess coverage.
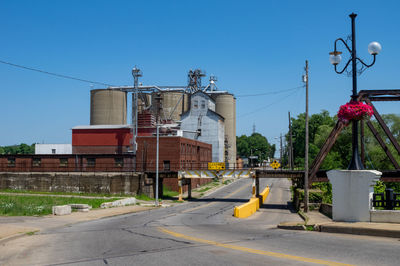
[233,186,270,218]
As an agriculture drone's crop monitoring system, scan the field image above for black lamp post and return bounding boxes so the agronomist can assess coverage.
[329,13,382,170]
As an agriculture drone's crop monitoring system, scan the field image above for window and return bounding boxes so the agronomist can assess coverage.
[7,158,15,167]
[201,100,206,109]
[193,100,198,109]
[52,149,56,154]
[87,158,96,167]
[115,158,124,167]
[32,158,41,167]
[59,158,68,167]
[163,160,170,171]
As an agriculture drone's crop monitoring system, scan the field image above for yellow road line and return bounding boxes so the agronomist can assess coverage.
[159,227,354,266]
[181,182,251,214]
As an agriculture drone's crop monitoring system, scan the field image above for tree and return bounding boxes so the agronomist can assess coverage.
[289,110,400,171]
[236,133,275,163]
[0,143,35,154]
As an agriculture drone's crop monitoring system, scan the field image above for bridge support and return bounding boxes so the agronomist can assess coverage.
[328,170,381,222]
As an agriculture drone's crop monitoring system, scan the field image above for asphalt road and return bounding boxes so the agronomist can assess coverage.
[2,178,400,266]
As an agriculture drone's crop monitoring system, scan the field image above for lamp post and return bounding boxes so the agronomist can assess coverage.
[329,13,381,170]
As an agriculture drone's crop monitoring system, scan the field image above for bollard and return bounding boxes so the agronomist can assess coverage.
[178,178,183,202]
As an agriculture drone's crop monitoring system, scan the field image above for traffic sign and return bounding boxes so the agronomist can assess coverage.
[270,160,281,169]
[208,162,226,170]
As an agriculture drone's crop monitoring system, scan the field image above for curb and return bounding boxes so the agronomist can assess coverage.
[277,223,306,230]
[317,224,400,238]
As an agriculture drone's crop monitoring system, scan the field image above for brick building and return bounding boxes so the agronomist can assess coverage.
[68,125,212,171]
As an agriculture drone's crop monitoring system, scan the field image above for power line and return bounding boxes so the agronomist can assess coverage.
[238,89,302,118]
[236,86,304,97]
[0,59,115,87]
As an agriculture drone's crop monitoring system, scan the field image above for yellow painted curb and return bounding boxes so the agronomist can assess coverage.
[233,186,270,218]
[260,186,270,203]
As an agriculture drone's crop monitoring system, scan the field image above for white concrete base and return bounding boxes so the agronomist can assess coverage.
[370,210,400,223]
[52,205,72,215]
[327,170,381,222]
[100,197,137,208]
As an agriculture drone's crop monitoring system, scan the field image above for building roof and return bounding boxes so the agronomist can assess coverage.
[72,125,132,130]
[192,90,215,103]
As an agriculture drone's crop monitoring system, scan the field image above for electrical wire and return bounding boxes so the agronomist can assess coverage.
[236,85,304,97]
[238,89,301,118]
[0,59,115,87]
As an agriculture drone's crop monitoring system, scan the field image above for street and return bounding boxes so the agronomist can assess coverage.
[1,178,400,266]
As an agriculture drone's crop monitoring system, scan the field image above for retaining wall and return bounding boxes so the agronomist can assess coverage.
[0,172,154,197]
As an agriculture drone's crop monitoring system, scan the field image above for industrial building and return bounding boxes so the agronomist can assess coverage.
[35,144,72,154]
[180,91,225,162]
[87,69,237,167]
[31,68,236,170]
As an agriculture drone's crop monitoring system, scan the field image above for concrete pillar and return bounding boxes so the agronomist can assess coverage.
[327,170,381,222]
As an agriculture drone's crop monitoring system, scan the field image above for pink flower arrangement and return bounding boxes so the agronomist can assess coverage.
[337,101,373,124]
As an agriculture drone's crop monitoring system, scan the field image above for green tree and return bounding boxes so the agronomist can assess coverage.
[236,133,275,163]
[0,143,35,154]
[290,111,400,171]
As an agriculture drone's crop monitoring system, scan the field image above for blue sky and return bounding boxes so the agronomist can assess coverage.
[1,0,400,148]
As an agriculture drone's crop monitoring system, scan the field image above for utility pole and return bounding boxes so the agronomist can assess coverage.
[155,124,159,207]
[280,133,283,166]
[304,60,309,212]
[288,112,294,170]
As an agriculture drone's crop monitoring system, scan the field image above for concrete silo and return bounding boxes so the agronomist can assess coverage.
[90,89,127,125]
[215,93,237,167]
[152,91,189,121]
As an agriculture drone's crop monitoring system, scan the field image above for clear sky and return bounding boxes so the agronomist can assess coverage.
[1,0,399,148]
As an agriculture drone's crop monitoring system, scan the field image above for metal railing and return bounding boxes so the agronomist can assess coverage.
[372,188,400,210]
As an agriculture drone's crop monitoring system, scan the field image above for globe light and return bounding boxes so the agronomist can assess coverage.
[329,53,342,65]
[368,42,382,55]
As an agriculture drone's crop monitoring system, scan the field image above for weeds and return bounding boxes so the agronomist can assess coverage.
[0,195,119,216]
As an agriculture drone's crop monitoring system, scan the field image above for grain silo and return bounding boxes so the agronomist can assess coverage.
[215,93,236,167]
[90,89,127,125]
[152,91,189,121]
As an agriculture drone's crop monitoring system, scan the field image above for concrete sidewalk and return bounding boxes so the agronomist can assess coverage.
[0,205,155,242]
[278,210,400,238]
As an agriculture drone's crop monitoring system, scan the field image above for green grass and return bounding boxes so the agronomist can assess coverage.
[305,225,315,231]
[26,231,38,236]
[135,194,154,201]
[0,195,120,216]
[163,186,179,198]
[197,186,212,193]
[0,189,128,198]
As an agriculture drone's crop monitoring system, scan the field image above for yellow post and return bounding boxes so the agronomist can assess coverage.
[178,171,184,202]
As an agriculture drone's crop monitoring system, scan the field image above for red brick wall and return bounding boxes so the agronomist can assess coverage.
[136,136,212,171]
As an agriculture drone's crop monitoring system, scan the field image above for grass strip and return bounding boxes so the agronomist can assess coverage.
[0,189,129,198]
[0,195,120,216]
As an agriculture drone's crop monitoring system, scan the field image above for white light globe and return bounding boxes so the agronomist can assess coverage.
[368,42,382,55]
[329,54,342,65]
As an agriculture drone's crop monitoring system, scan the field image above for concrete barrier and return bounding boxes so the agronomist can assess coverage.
[370,210,400,223]
[52,205,72,215]
[233,186,270,218]
[100,197,137,208]
[260,186,270,203]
